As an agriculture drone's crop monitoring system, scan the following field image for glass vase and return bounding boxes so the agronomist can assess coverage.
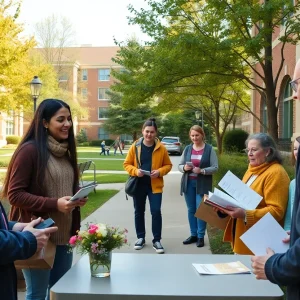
[89,251,112,277]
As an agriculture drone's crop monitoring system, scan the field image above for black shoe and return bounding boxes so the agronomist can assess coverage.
[183,236,197,245]
[196,238,204,247]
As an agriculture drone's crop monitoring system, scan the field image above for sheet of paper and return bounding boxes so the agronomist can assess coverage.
[218,171,263,210]
[141,169,151,176]
[192,261,251,275]
[240,212,289,255]
[208,189,244,209]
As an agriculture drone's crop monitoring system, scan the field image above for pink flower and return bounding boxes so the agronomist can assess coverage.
[88,224,98,234]
[69,236,77,245]
[124,239,127,243]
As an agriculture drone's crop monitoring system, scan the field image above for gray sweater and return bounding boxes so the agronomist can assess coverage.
[179,144,218,195]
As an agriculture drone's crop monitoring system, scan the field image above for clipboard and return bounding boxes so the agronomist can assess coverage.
[195,195,229,230]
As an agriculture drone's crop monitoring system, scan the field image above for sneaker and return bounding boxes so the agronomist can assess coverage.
[153,241,165,254]
[134,238,145,250]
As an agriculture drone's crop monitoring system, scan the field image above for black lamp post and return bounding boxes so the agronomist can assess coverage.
[195,109,203,127]
[30,76,42,113]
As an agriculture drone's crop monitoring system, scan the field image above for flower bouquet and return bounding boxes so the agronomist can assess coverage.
[69,223,128,277]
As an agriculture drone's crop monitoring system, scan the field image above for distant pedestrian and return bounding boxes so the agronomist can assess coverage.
[179,125,218,248]
[100,140,106,155]
[113,136,123,155]
[123,118,172,254]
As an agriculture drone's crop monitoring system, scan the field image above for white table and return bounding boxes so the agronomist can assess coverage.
[50,253,284,300]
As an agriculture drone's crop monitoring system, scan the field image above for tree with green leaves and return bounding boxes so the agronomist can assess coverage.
[123,0,300,142]
[0,0,35,111]
[103,90,154,141]
[112,39,251,153]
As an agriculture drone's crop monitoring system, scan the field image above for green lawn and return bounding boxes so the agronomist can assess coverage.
[78,158,125,170]
[83,173,128,184]
[80,190,118,220]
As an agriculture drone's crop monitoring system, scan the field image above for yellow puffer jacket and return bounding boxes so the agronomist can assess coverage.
[123,138,172,193]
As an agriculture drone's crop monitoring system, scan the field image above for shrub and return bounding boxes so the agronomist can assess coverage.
[223,129,249,153]
[76,129,88,144]
[6,135,21,145]
[213,152,248,186]
[90,140,102,146]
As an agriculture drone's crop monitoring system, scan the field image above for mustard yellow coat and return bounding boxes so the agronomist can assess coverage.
[123,138,172,193]
[223,161,290,254]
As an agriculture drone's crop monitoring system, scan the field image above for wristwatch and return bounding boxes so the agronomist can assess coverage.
[201,169,206,175]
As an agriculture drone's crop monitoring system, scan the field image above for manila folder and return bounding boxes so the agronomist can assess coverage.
[195,195,229,230]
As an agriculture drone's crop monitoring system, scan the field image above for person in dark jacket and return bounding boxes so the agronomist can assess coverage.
[178,125,218,248]
[251,59,300,300]
[0,202,58,300]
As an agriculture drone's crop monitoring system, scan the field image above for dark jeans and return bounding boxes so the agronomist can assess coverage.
[133,185,162,243]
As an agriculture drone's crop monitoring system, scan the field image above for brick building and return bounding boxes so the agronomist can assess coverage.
[244,22,300,146]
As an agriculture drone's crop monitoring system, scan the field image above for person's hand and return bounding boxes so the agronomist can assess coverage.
[23,218,58,252]
[57,196,78,213]
[184,164,193,171]
[212,207,226,214]
[12,222,30,232]
[192,167,201,174]
[221,206,245,219]
[283,230,290,244]
[150,170,160,178]
[251,248,275,280]
[73,197,88,207]
[137,169,145,177]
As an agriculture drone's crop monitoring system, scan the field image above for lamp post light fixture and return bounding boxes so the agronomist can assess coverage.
[195,109,203,127]
[30,76,42,113]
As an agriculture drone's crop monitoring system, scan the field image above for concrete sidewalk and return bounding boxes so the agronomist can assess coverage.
[18,171,211,299]
[83,173,211,255]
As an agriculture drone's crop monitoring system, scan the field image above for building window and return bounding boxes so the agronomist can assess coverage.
[59,73,68,81]
[98,69,110,81]
[81,88,88,99]
[81,69,88,81]
[6,111,14,135]
[98,88,111,100]
[98,107,108,119]
[282,80,293,139]
[260,96,268,133]
[98,127,109,139]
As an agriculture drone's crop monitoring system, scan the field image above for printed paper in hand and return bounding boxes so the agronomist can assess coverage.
[141,169,151,176]
[240,212,289,255]
[192,261,251,275]
[206,171,263,210]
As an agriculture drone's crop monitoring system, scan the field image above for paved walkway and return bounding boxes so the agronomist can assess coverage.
[18,160,212,299]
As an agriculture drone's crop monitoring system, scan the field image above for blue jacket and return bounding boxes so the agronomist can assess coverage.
[0,202,36,300]
[265,150,300,299]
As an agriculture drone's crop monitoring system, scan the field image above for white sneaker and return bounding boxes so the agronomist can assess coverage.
[153,241,164,254]
[134,238,145,250]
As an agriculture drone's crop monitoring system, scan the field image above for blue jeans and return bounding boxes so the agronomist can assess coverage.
[22,245,73,300]
[184,179,206,238]
[133,186,162,243]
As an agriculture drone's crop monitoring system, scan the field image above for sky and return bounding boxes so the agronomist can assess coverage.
[17,0,151,47]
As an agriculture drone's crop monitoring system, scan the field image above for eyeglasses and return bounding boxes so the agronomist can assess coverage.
[244,148,262,154]
[290,77,300,93]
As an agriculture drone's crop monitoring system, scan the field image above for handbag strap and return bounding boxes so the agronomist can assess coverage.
[135,145,141,169]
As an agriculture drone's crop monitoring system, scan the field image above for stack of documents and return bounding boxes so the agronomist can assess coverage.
[205,171,262,210]
[192,261,251,275]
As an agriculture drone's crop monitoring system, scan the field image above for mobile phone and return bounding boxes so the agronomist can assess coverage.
[34,218,55,229]
[186,162,194,167]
